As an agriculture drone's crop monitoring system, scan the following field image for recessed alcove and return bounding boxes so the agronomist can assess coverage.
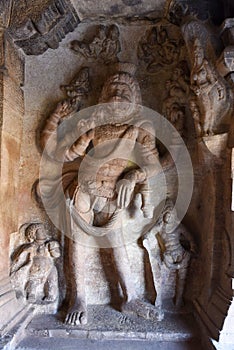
[0,1,234,350]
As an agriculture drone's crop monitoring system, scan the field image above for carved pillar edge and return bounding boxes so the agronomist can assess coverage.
[0,276,28,336]
[193,299,220,346]
[193,286,232,343]
[0,22,27,336]
[0,24,4,172]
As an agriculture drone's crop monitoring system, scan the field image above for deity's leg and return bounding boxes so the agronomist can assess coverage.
[175,266,187,308]
[64,239,88,325]
[111,232,160,320]
[154,267,163,309]
[142,237,164,320]
[151,260,165,321]
[44,267,58,302]
[112,238,137,302]
[25,279,38,302]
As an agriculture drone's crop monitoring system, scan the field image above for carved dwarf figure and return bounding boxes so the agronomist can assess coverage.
[163,99,185,135]
[10,223,60,303]
[138,25,181,73]
[162,66,190,135]
[89,25,106,58]
[143,200,196,318]
[99,25,121,63]
[70,25,120,63]
[165,66,190,105]
[40,63,166,325]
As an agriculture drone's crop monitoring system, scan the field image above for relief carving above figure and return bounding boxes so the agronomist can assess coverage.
[70,24,121,63]
[9,0,80,55]
[143,200,197,319]
[190,38,226,136]
[10,223,60,304]
[39,63,175,325]
[41,66,90,154]
[138,23,184,73]
[162,62,190,135]
[182,20,233,137]
[60,67,90,101]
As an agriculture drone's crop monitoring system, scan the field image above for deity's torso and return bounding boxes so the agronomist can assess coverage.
[28,243,53,278]
[79,123,139,198]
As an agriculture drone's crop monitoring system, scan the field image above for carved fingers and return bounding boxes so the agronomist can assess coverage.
[116,179,135,209]
[141,204,154,218]
[54,99,77,119]
[143,233,159,253]
[64,311,87,326]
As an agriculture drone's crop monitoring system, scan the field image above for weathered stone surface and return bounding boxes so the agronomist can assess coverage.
[12,12,232,343]
[22,305,198,340]
[70,0,166,20]
[8,0,80,55]
[1,0,234,348]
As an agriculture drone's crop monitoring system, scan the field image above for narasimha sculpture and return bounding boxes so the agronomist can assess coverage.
[40,63,175,325]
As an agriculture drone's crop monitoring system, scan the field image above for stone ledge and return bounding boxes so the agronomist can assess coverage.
[24,304,199,342]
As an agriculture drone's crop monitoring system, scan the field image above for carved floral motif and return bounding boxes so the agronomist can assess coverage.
[138,24,183,73]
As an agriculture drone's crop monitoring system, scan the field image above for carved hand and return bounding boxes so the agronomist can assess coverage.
[54,99,77,119]
[142,233,156,250]
[141,204,154,218]
[116,179,135,209]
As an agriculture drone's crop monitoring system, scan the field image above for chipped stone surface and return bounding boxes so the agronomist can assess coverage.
[70,0,166,20]
[0,0,234,348]
[24,305,198,341]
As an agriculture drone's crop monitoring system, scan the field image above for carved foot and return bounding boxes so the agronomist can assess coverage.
[27,293,37,303]
[43,295,56,303]
[65,303,88,326]
[122,299,162,321]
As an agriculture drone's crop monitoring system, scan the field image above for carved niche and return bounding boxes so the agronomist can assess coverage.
[8,4,234,345]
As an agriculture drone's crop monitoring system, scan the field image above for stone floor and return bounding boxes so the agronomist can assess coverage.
[12,304,205,349]
[15,338,203,350]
